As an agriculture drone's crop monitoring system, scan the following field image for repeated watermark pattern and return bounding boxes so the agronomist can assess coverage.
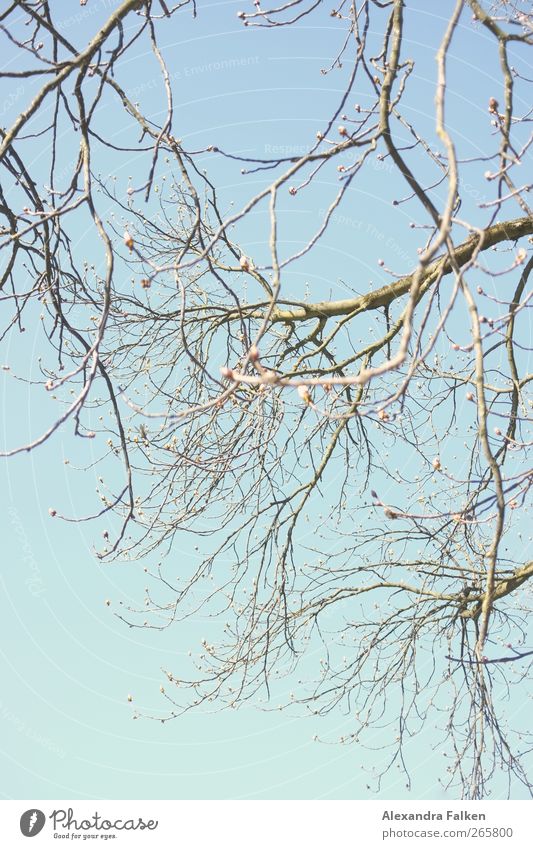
[8,507,45,599]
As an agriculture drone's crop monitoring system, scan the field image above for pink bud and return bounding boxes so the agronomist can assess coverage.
[297,385,311,403]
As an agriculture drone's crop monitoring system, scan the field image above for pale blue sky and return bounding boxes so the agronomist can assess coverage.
[0,0,531,800]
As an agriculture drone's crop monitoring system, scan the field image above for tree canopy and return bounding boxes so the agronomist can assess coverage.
[1,0,532,798]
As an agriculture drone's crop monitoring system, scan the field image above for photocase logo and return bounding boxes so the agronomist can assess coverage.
[20,809,46,837]
[18,806,159,837]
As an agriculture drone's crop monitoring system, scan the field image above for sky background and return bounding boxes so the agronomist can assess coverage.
[0,0,531,800]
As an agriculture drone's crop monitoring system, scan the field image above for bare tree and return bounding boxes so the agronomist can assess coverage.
[1,0,532,798]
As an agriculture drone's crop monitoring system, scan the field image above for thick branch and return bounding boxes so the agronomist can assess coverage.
[270,216,533,322]
[461,561,533,619]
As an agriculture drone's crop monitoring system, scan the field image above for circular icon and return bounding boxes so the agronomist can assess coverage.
[20,809,46,837]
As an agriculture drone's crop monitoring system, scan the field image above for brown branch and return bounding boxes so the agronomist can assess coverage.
[460,561,533,620]
[269,216,533,322]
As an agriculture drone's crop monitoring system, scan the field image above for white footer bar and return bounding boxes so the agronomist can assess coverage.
[1,799,531,848]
